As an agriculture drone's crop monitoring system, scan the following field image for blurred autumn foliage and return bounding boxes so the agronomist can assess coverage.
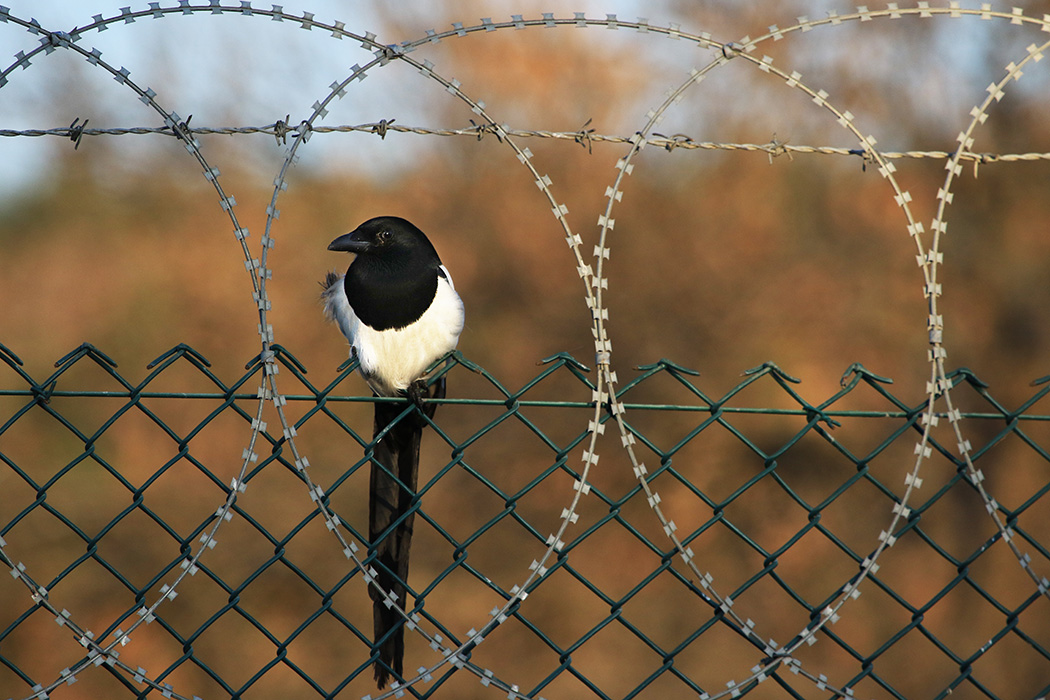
[2,3,1050,699]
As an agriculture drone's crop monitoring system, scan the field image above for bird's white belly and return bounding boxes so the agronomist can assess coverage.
[353,280,464,396]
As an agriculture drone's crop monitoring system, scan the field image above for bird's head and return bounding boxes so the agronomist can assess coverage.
[327,216,437,261]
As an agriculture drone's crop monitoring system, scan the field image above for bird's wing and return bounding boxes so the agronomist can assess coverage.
[322,270,390,396]
[321,271,358,346]
[438,264,455,292]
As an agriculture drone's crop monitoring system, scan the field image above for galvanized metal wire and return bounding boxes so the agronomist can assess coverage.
[2,4,1050,700]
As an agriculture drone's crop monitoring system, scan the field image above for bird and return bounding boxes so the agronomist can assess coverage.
[321,216,464,689]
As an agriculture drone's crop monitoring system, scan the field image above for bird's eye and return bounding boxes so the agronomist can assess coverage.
[376,230,390,243]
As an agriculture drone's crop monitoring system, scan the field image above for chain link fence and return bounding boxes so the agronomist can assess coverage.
[2,4,1050,700]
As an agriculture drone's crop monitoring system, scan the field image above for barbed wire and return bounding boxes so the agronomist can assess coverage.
[2,4,1050,700]
[4,121,1050,168]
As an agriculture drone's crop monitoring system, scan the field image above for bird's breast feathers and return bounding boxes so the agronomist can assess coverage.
[324,270,464,397]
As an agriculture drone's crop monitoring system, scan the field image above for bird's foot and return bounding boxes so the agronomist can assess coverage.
[406,379,428,410]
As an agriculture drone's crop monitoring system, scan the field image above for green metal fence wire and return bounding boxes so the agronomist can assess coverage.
[2,342,1049,700]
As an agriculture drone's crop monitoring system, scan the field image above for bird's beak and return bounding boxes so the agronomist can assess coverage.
[327,231,370,253]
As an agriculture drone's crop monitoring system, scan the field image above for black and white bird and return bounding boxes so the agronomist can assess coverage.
[322,216,464,689]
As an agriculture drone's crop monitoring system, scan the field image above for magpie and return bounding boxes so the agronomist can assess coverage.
[322,216,464,689]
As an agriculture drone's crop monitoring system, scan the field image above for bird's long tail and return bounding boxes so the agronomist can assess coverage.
[368,377,444,689]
